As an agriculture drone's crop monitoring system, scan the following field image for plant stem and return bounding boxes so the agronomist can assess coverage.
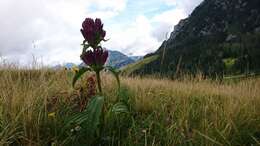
[96,70,102,94]
[96,70,104,142]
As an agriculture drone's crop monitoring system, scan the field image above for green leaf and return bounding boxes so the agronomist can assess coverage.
[81,44,90,53]
[72,67,91,87]
[105,66,121,89]
[65,96,105,139]
[111,102,129,114]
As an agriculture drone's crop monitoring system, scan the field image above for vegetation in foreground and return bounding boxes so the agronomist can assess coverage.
[0,68,260,146]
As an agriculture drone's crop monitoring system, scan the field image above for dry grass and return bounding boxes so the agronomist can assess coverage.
[120,76,260,110]
[0,67,260,145]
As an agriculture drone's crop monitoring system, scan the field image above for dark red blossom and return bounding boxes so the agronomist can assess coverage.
[81,18,106,47]
[81,48,108,67]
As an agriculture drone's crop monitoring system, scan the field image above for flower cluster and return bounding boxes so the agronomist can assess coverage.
[81,47,108,68]
[81,18,106,48]
[80,18,108,70]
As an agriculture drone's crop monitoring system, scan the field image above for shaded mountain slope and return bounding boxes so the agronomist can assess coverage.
[130,0,260,77]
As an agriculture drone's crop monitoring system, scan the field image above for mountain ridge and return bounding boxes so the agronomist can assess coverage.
[106,50,136,69]
[130,0,260,77]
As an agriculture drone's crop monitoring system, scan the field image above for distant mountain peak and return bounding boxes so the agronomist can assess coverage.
[106,50,135,69]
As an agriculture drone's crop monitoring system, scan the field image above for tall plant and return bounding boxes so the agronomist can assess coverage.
[65,18,128,145]
[73,18,120,93]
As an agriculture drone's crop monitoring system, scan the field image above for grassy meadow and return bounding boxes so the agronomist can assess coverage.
[0,66,260,146]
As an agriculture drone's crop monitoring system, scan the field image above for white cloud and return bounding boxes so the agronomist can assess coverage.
[90,0,127,12]
[151,8,186,41]
[162,0,203,14]
[0,0,203,66]
[152,8,186,25]
[103,8,187,56]
[0,0,127,65]
[105,15,161,56]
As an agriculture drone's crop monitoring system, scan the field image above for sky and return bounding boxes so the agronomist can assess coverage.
[0,0,203,65]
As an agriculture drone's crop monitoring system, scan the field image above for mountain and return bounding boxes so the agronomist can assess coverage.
[52,63,77,70]
[128,0,260,77]
[129,56,143,61]
[64,63,77,69]
[106,50,136,69]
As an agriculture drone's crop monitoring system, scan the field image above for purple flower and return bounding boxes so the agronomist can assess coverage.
[81,18,106,47]
[81,50,95,66]
[81,47,108,67]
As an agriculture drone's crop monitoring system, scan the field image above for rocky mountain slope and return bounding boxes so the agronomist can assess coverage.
[132,0,260,77]
[106,50,137,69]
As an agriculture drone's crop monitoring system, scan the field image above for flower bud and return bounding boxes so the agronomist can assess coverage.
[81,18,106,47]
[81,48,108,67]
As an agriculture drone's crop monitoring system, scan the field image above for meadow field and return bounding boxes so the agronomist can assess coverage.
[0,67,260,146]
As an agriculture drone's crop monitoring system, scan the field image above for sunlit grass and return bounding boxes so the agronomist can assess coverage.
[121,55,159,76]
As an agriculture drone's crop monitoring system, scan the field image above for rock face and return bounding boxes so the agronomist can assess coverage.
[165,0,260,46]
[225,34,238,42]
[169,18,188,40]
[134,0,260,77]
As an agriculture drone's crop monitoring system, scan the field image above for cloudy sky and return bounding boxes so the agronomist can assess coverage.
[0,0,203,65]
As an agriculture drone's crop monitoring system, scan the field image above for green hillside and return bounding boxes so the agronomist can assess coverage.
[121,55,159,76]
[130,0,260,78]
